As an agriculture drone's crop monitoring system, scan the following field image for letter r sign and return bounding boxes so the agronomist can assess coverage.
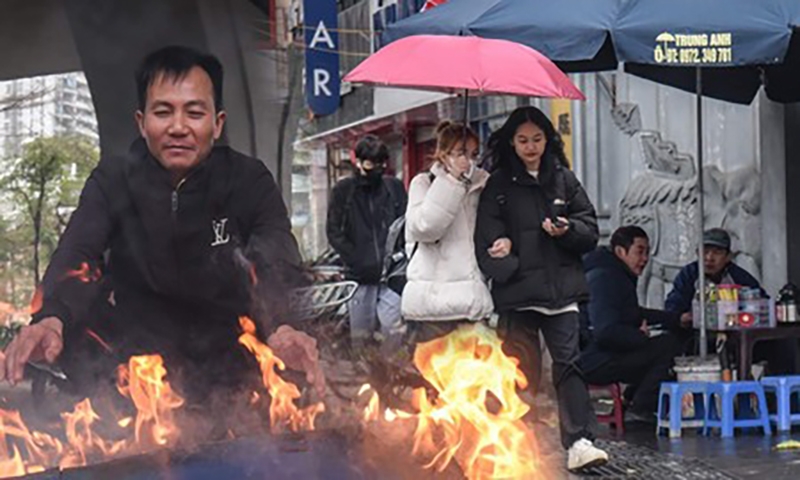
[303,0,340,116]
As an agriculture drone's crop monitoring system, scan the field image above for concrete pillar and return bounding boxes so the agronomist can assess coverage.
[758,92,787,294]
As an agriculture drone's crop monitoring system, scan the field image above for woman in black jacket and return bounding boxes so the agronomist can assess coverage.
[475,106,607,472]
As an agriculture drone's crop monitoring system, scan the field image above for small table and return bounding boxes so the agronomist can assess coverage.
[709,324,800,379]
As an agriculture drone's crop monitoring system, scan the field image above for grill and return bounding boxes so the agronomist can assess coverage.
[577,440,736,479]
[38,431,375,480]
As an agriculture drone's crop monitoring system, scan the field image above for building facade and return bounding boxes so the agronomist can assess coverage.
[0,72,98,160]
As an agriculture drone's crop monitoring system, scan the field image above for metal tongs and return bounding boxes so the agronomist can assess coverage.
[27,361,68,381]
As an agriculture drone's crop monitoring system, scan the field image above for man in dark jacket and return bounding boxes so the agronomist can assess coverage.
[0,46,320,405]
[580,226,686,420]
[326,135,406,345]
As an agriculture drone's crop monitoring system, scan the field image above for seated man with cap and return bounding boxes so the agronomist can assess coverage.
[665,228,763,316]
[666,228,796,375]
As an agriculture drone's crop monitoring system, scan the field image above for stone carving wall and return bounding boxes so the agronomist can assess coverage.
[618,130,762,308]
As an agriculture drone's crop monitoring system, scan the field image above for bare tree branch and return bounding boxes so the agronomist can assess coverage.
[0,86,54,114]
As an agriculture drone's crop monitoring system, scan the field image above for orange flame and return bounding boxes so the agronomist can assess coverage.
[117,417,133,429]
[59,399,128,469]
[359,384,380,423]
[0,409,63,475]
[28,287,43,315]
[0,446,26,478]
[85,329,114,354]
[238,317,324,433]
[0,357,184,474]
[117,355,184,447]
[364,324,539,479]
[64,263,101,283]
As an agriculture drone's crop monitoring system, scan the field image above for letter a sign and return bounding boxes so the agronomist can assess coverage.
[304,0,340,116]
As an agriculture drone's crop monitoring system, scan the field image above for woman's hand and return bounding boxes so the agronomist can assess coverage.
[542,217,570,237]
[488,238,512,258]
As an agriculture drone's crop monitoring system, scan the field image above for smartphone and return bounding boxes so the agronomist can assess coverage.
[551,199,568,228]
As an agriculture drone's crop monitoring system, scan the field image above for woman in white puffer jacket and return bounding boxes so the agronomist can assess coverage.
[401,121,494,338]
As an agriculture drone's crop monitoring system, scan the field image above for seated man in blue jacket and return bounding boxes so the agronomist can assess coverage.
[580,226,688,421]
[666,228,797,375]
[665,228,763,315]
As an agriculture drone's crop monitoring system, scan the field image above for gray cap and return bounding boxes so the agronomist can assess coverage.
[703,228,731,251]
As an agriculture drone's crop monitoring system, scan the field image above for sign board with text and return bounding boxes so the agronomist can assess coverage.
[303,0,340,116]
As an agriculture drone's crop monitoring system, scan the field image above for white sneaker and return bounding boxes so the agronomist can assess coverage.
[567,438,609,472]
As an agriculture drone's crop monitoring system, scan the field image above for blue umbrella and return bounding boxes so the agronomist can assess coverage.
[381,0,622,72]
[383,0,800,102]
[614,0,799,104]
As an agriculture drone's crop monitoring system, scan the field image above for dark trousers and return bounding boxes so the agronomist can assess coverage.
[583,334,679,416]
[502,310,597,449]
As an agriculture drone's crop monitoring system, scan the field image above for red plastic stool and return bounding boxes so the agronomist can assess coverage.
[589,383,625,435]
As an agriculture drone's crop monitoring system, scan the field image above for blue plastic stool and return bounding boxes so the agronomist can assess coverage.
[656,382,708,438]
[761,376,800,432]
[704,381,771,437]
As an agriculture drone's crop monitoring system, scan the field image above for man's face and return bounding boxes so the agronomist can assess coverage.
[135,66,226,180]
[614,237,650,277]
[704,246,732,278]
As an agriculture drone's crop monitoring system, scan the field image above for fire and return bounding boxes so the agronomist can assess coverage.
[0,356,184,476]
[238,317,325,433]
[28,287,43,315]
[64,262,102,283]
[364,324,539,479]
[359,384,380,423]
[0,409,62,476]
[117,355,184,447]
[0,446,25,478]
[85,329,114,354]
[60,399,127,468]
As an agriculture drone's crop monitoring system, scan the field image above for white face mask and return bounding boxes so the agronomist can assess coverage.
[464,159,476,180]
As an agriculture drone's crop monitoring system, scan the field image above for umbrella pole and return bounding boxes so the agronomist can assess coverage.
[462,88,469,128]
[696,66,708,359]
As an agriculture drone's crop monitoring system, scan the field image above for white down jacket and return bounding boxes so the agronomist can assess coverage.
[401,162,494,322]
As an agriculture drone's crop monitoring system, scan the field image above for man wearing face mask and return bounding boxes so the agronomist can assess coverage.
[326,134,407,347]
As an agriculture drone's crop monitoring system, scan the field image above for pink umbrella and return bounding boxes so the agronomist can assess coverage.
[344,35,585,100]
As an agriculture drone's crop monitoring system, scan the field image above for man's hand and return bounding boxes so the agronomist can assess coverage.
[267,325,326,397]
[2,317,63,385]
[542,217,570,237]
[639,320,650,337]
[680,312,693,328]
[488,238,512,258]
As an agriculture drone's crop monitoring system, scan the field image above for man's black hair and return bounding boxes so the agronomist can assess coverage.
[135,45,224,112]
[610,225,649,252]
[354,134,390,163]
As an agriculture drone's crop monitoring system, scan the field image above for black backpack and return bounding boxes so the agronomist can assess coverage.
[380,173,433,295]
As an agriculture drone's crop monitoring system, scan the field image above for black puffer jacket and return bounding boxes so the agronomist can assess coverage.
[326,175,406,284]
[475,154,599,312]
[580,247,681,370]
[35,138,302,356]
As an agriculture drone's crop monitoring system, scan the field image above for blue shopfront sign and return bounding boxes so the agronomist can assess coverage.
[303,0,340,116]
